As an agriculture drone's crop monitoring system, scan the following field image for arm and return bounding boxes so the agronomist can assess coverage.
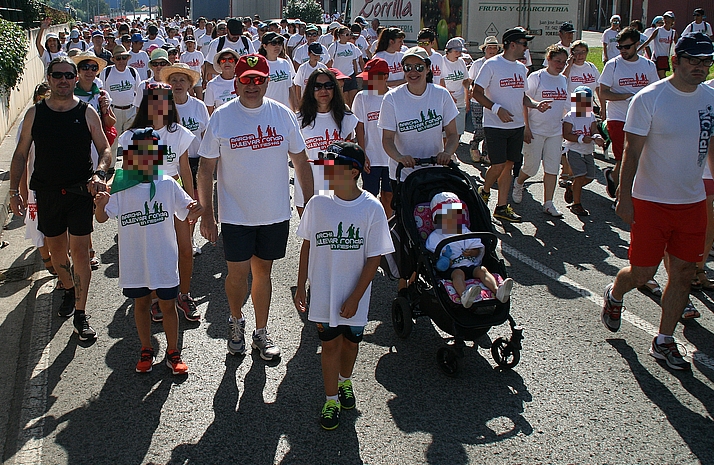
[473,83,514,123]
[598,83,633,102]
[93,191,110,223]
[290,149,314,205]
[178,151,194,198]
[355,121,366,150]
[294,86,302,106]
[99,92,117,127]
[86,106,110,194]
[36,18,50,56]
[438,119,458,165]
[288,85,298,111]
[602,41,609,62]
[615,132,647,224]
[563,53,575,77]
[294,239,310,312]
[637,29,658,53]
[197,156,218,242]
[562,121,578,142]
[9,108,35,216]
[382,128,414,168]
[462,78,472,108]
[523,92,551,112]
[340,255,382,319]
[523,103,532,143]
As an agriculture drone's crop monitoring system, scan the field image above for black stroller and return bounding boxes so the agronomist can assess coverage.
[382,159,523,376]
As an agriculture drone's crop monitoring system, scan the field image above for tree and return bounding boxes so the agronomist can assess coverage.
[283,0,324,25]
[123,0,137,14]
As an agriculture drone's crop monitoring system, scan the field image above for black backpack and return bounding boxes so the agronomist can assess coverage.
[217,35,250,55]
[103,65,137,81]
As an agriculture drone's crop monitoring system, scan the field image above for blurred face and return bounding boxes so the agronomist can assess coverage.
[146,89,171,117]
[611,19,620,29]
[436,207,463,233]
[131,41,143,52]
[216,24,227,35]
[124,139,164,175]
[655,20,665,27]
[324,163,356,189]
[313,74,335,106]
[218,53,237,75]
[366,72,388,94]
[92,35,104,48]
[389,37,404,52]
[78,60,99,82]
[186,40,196,51]
[167,50,178,63]
[306,30,319,43]
[150,59,170,80]
[113,53,129,68]
[265,38,284,57]
[664,17,674,28]
[547,51,568,74]
[59,31,66,42]
[571,45,588,65]
[339,30,351,43]
[571,93,592,115]
[169,73,190,95]
[446,49,462,60]
[106,37,116,48]
[46,38,60,52]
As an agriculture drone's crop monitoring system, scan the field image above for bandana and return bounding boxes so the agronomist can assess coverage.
[110,168,157,200]
[74,82,102,98]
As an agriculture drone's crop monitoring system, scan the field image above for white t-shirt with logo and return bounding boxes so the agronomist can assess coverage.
[205,75,237,109]
[683,21,713,36]
[41,49,67,70]
[143,36,166,51]
[441,56,469,107]
[296,191,394,327]
[598,55,659,122]
[102,66,141,107]
[179,50,204,75]
[176,96,210,158]
[354,35,370,57]
[319,34,334,48]
[425,226,485,267]
[197,33,213,54]
[352,90,389,167]
[525,69,568,137]
[293,43,330,65]
[430,50,445,83]
[468,56,487,103]
[563,110,597,154]
[327,42,361,77]
[288,33,306,50]
[294,61,328,89]
[650,26,676,58]
[624,79,714,204]
[378,83,459,179]
[204,36,255,64]
[265,57,296,108]
[566,62,601,95]
[118,125,194,178]
[128,50,150,81]
[198,98,306,226]
[374,51,404,82]
[473,55,529,129]
[602,28,620,60]
[104,176,192,290]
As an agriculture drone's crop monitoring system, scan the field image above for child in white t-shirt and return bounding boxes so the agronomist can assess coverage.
[294,141,394,431]
[94,128,203,375]
[562,87,604,216]
[425,192,513,306]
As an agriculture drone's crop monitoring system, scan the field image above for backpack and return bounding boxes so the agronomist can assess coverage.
[217,35,251,55]
[104,65,137,82]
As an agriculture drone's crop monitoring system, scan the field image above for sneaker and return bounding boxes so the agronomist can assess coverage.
[338,380,356,410]
[512,181,524,204]
[252,328,281,361]
[461,285,480,308]
[73,313,97,341]
[649,337,691,371]
[563,181,574,204]
[320,399,340,430]
[601,283,622,332]
[543,202,563,218]
[165,349,188,375]
[570,203,590,216]
[477,186,490,204]
[176,293,201,322]
[135,347,155,373]
[192,245,202,256]
[227,316,247,355]
[558,175,572,188]
[58,288,76,317]
[150,300,163,322]
[493,204,522,223]
[603,167,617,198]
[495,277,514,303]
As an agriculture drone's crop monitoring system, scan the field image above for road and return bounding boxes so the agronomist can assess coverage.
[1,129,713,465]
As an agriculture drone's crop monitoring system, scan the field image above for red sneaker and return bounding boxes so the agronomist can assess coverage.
[166,350,188,375]
[135,347,155,373]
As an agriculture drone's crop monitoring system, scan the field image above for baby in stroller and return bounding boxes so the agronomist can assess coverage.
[425,192,513,307]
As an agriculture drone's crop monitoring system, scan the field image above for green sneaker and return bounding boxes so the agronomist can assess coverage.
[477,186,490,204]
[493,204,522,223]
[338,380,356,410]
[320,399,340,430]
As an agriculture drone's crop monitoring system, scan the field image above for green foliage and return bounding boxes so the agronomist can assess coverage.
[283,0,324,25]
[0,18,29,93]
[18,0,43,29]
[123,0,138,11]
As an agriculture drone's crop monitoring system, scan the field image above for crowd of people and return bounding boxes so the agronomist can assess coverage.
[7,7,714,429]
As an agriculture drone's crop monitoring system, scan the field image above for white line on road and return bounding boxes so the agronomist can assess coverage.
[502,244,714,372]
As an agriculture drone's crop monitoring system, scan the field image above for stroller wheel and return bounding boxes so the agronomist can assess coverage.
[391,296,413,339]
[436,347,461,377]
[491,337,521,369]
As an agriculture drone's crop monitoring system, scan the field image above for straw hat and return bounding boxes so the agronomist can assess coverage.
[479,36,502,51]
[162,63,200,87]
[212,48,241,74]
[71,51,107,74]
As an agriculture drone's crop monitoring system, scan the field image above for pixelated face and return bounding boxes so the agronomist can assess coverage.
[323,163,357,192]
[124,139,165,176]
[435,204,464,233]
[366,72,388,94]
[145,88,171,115]
[571,93,592,115]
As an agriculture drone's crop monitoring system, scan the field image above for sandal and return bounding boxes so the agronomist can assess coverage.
[638,279,662,298]
[42,257,57,276]
[682,301,701,319]
[89,249,99,269]
[692,269,714,291]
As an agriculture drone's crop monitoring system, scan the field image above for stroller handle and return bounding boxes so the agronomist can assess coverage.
[395,157,458,180]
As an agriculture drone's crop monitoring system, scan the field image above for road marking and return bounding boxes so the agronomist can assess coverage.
[12,280,54,465]
[502,244,714,372]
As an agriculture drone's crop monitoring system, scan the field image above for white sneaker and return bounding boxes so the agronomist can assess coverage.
[495,278,514,303]
[461,285,480,308]
[512,181,525,204]
[193,245,202,256]
[543,202,563,217]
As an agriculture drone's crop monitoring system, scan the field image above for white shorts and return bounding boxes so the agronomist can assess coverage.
[521,133,562,177]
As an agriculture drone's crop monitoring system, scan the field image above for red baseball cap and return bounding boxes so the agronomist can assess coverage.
[234,54,270,79]
[359,57,390,79]
[328,68,350,80]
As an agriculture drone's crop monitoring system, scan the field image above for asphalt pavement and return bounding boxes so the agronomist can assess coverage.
[1,108,714,465]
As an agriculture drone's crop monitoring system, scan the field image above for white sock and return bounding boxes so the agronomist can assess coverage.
[326,394,340,405]
[656,333,672,345]
[255,327,266,335]
[607,289,622,303]
[231,316,245,323]
[338,375,350,384]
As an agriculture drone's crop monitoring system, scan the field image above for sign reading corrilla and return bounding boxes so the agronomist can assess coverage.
[353,0,421,40]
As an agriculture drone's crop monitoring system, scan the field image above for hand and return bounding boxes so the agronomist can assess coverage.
[398,155,415,168]
[497,107,514,123]
[199,214,218,243]
[615,194,633,224]
[340,295,360,319]
[363,155,371,174]
[88,176,107,196]
[93,191,110,209]
[536,100,552,112]
[99,93,110,114]
[41,18,51,29]
[593,135,605,147]
[523,127,533,144]
[435,151,452,165]
[9,194,25,217]
[294,285,307,312]
[186,200,204,223]
[582,136,592,144]
[462,248,479,257]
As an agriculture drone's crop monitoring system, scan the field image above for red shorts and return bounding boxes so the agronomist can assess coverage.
[705,179,714,196]
[629,198,707,267]
[607,120,625,161]
[655,56,670,72]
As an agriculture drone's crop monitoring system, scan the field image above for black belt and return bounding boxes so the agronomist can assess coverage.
[112,104,132,110]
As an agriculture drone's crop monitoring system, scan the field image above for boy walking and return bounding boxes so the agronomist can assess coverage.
[294,142,394,429]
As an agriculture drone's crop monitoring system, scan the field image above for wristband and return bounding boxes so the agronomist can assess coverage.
[578,135,584,144]
[10,192,20,198]
[9,188,18,193]
[491,103,501,114]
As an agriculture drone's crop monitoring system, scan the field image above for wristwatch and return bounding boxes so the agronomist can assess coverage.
[94,170,107,181]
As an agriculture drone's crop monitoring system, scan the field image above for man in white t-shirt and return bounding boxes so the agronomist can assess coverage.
[288,22,308,57]
[542,21,574,67]
[293,25,329,69]
[472,27,553,222]
[366,19,380,44]
[417,29,445,87]
[599,27,659,200]
[128,33,150,80]
[202,18,255,83]
[682,8,713,39]
[197,54,314,362]
[603,32,714,371]
[103,45,141,163]
[639,11,678,78]
[602,15,621,62]
[143,25,166,51]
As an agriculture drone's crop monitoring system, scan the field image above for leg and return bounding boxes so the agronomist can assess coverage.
[159,298,180,352]
[543,173,557,203]
[660,255,696,335]
[45,232,73,289]
[134,294,153,348]
[68,233,92,310]
[611,264,659,301]
[482,161,506,193]
[474,266,498,294]
[249,256,274,329]
[321,336,343,397]
[695,194,714,272]
[340,338,359,379]
[225,260,251,319]
[572,176,589,204]
[496,160,515,207]
[175,217,193,295]
[380,191,393,218]
[451,268,467,296]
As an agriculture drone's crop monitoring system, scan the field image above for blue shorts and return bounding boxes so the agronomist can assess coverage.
[123,286,179,300]
[361,166,392,196]
[316,322,364,343]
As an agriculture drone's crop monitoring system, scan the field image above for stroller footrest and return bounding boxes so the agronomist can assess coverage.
[440,273,504,305]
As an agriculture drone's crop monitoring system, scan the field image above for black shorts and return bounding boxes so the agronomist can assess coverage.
[221,220,290,262]
[437,265,479,280]
[483,127,524,165]
[342,73,359,92]
[35,188,94,237]
[123,286,179,300]
[188,157,199,189]
[316,322,365,343]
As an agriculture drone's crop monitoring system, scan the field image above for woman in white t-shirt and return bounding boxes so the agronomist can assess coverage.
[294,44,329,104]
[179,36,204,99]
[205,49,239,114]
[442,38,471,137]
[374,27,406,87]
[327,26,362,106]
[122,82,199,321]
[36,19,67,71]
[295,69,359,216]
[258,33,297,109]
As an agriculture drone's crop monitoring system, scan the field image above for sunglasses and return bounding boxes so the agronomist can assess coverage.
[267,39,284,46]
[238,75,267,85]
[515,40,529,47]
[417,40,430,46]
[78,63,99,71]
[306,32,318,37]
[313,81,336,91]
[150,61,169,67]
[402,63,426,72]
[218,57,237,64]
[114,55,129,60]
[616,42,636,50]
[49,71,77,80]
[680,54,714,67]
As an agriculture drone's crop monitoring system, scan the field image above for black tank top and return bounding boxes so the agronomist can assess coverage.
[30,99,93,191]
